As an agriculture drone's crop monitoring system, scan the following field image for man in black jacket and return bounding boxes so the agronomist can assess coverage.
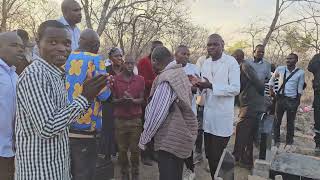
[308,53,320,151]
[232,49,265,168]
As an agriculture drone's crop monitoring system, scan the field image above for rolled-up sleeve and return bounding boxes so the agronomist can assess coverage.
[298,71,305,95]
[268,68,279,87]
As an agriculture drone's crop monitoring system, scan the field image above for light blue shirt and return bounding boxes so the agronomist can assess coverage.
[269,66,305,98]
[174,61,200,115]
[183,63,200,115]
[0,58,18,157]
[58,17,81,51]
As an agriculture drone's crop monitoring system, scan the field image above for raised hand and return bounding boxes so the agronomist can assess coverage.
[82,75,107,102]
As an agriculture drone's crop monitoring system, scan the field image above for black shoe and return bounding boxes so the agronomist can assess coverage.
[141,157,153,166]
[121,173,129,180]
[151,152,159,162]
[286,140,294,145]
[315,144,320,152]
[238,162,253,170]
[132,173,140,180]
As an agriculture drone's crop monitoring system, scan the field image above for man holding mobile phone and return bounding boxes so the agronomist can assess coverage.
[112,55,145,180]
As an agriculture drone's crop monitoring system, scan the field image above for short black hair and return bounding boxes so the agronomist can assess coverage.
[175,45,189,54]
[208,33,224,46]
[14,29,29,42]
[233,49,244,58]
[108,47,123,57]
[151,40,163,46]
[254,44,264,51]
[37,20,66,41]
[311,53,320,62]
[271,63,276,72]
[289,52,298,60]
[151,46,172,62]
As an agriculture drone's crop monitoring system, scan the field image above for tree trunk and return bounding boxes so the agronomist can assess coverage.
[1,0,8,32]
[80,0,93,29]
[263,0,280,46]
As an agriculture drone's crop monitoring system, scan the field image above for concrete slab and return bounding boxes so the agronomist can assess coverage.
[270,152,320,180]
[248,175,268,180]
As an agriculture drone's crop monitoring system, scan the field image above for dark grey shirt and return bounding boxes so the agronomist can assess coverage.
[247,59,271,83]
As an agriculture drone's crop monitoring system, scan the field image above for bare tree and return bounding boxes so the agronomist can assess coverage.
[0,0,29,32]
[13,0,59,37]
[242,22,265,53]
[263,0,320,46]
[80,0,154,36]
[297,1,320,53]
[100,0,207,60]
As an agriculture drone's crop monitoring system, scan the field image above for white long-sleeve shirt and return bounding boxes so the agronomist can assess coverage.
[201,53,240,137]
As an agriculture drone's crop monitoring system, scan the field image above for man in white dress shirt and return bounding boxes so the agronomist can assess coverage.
[196,34,240,178]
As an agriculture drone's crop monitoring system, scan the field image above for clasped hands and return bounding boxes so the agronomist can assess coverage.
[188,75,212,90]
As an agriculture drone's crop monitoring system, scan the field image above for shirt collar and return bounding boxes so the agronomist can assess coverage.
[164,60,180,70]
[58,17,79,30]
[35,57,65,77]
[58,17,71,27]
[285,66,298,72]
[0,58,16,73]
[210,53,226,62]
[173,60,190,67]
[253,58,264,64]
[105,59,112,67]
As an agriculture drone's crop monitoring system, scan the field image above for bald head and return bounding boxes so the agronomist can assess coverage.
[232,49,245,64]
[0,32,21,46]
[0,32,25,67]
[78,29,100,53]
[61,0,82,26]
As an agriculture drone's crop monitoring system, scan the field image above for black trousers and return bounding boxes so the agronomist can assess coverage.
[314,89,320,146]
[274,96,299,144]
[184,151,194,172]
[0,156,14,180]
[204,133,230,179]
[158,150,184,180]
[233,114,258,166]
[195,105,204,153]
[141,105,155,160]
[70,137,98,180]
[101,101,117,159]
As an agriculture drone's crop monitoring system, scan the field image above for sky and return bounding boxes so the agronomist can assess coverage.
[184,0,276,40]
[53,0,301,43]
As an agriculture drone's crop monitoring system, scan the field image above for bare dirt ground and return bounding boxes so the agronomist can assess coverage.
[112,106,317,180]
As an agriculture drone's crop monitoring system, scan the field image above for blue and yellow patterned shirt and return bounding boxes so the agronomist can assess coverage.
[65,51,111,132]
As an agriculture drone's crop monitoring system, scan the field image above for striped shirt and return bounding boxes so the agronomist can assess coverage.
[139,82,177,149]
[15,57,90,180]
[265,75,279,96]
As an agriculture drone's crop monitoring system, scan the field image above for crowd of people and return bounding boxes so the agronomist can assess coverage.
[1,0,320,180]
